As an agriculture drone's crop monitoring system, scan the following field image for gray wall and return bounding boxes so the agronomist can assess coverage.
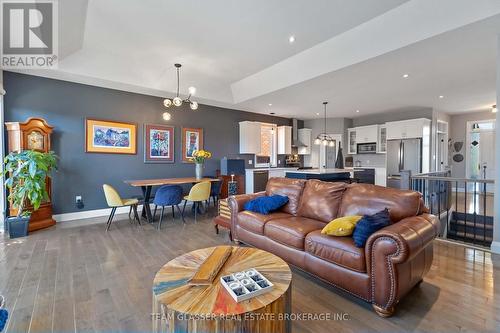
[448,110,495,179]
[3,72,291,214]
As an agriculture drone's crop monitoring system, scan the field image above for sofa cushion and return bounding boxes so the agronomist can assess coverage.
[244,195,289,214]
[305,230,366,273]
[352,209,391,247]
[238,211,291,235]
[321,215,363,236]
[264,216,325,250]
[297,180,346,223]
[339,184,423,223]
[266,178,306,216]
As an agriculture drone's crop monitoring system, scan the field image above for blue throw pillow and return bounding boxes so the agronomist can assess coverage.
[244,195,289,215]
[352,208,390,248]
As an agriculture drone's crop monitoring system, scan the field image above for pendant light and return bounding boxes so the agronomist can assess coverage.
[314,102,336,146]
[163,63,198,120]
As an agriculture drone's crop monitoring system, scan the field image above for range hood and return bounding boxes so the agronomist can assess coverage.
[291,118,307,148]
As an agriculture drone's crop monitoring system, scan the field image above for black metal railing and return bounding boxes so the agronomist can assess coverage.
[410,172,494,248]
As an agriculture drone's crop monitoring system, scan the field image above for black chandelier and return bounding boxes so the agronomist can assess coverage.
[314,102,335,146]
[162,63,198,120]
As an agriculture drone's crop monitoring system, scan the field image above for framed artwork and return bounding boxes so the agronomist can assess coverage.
[85,119,137,154]
[182,127,203,163]
[144,124,174,163]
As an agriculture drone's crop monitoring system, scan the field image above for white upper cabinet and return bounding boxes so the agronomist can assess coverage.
[277,126,292,155]
[239,121,261,154]
[297,128,312,155]
[355,125,378,143]
[386,118,431,140]
[347,128,357,154]
[377,125,387,153]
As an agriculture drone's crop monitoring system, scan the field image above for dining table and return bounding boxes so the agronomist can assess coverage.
[124,177,220,224]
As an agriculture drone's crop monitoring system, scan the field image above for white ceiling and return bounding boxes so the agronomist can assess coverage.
[9,0,500,119]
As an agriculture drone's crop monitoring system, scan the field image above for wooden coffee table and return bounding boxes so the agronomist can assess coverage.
[152,246,292,333]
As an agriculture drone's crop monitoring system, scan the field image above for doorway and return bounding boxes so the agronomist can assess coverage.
[319,134,342,170]
[466,119,495,193]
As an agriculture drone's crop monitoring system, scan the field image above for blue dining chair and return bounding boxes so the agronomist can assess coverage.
[209,179,223,207]
[153,185,184,230]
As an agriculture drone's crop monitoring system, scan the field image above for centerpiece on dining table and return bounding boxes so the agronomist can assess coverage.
[190,149,212,179]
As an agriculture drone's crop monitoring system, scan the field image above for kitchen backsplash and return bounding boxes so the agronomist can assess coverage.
[351,154,386,167]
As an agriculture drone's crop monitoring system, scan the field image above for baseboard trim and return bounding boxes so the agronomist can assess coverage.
[52,202,200,223]
[491,241,500,254]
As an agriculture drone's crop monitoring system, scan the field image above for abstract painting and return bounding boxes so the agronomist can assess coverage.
[85,119,137,154]
[144,124,174,163]
[182,127,203,163]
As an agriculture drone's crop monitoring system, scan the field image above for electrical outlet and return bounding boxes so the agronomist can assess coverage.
[76,196,84,209]
[76,196,82,203]
[248,159,253,165]
[278,160,281,164]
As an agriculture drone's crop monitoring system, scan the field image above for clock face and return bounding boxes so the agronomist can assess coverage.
[27,131,44,150]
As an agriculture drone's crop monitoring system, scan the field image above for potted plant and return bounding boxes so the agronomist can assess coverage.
[190,150,212,179]
[3,150,57,238]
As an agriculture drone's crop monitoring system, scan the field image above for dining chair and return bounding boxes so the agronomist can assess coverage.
[102,184,141,231]
[209,179,223,208]
[153,185,185,230]
[182,181,211,222]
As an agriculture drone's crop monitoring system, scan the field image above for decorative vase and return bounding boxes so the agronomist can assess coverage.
[335,142,344,169]
[195,163,203,180]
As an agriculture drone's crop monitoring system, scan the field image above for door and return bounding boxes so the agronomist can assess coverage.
[320,134,342,170]
[466,120,495,193]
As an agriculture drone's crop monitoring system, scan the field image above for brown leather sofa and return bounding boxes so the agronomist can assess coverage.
[228,178,439,317]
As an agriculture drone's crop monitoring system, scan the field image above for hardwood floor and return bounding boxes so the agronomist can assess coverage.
[1,211,499,332]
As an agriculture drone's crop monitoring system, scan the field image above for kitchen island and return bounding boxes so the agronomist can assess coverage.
[285,168,353,182]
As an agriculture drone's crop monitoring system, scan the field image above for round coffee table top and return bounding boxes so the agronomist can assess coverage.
[153,246,292,316]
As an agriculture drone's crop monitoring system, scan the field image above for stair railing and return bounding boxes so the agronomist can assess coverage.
[410,171,494,248]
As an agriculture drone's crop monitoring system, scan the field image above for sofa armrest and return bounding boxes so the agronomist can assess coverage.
[365,213,439,313]
[227,192,265,239]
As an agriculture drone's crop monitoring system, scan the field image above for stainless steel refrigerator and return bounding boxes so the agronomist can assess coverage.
[386,138,422,189]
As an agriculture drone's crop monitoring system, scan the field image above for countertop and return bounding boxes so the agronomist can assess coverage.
[285,168,353,174]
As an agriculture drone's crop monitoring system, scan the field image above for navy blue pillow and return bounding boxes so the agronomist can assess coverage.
[244,195,289,215]
[352,208,390,247]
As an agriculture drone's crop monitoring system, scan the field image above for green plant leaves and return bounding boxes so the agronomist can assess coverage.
[2,150,58,217]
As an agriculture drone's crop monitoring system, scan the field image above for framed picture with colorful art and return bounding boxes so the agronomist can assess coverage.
[182,127,203,163]
[144,124,174,163]
[85,119,137,154]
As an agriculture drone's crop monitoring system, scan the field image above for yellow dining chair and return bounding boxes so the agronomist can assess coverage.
[102,184,141,231]
[182,181,211,222]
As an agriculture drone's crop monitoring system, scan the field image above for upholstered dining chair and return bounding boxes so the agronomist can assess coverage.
[102,184,141,231]
[182,181,211,222]
[153,185,185,230]
[209,179,223,208]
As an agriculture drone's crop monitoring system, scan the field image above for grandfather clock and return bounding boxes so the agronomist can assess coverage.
[5,118,56,231]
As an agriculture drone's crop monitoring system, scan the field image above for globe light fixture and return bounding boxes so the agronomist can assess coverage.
[162,112,172,121]
[162,63,199,115]
[314,102,336,146]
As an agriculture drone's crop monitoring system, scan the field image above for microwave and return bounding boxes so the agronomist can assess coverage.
[357,142,377,154]
[255,155,270,168]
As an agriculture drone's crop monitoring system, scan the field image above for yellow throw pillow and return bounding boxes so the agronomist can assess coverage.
[321,216,363,236]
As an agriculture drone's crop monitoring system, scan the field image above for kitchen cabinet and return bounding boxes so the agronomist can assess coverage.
[277,126,292,155]
[386,118,431,140]
[348,125,379,154]
[239,121,261,154]
[348,129,357,154]
[377,125,387,153]
[297,128,312,155]
[356,125,378,143]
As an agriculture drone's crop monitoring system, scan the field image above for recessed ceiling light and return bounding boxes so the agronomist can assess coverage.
[316,112,320,116]
[268,103,272,106]
[288,35,295,43]
[356,110,360,113]
[402,74,409,78]
[439,95,444,99]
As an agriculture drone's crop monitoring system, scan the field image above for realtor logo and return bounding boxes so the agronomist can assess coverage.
[1,0,58,68]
